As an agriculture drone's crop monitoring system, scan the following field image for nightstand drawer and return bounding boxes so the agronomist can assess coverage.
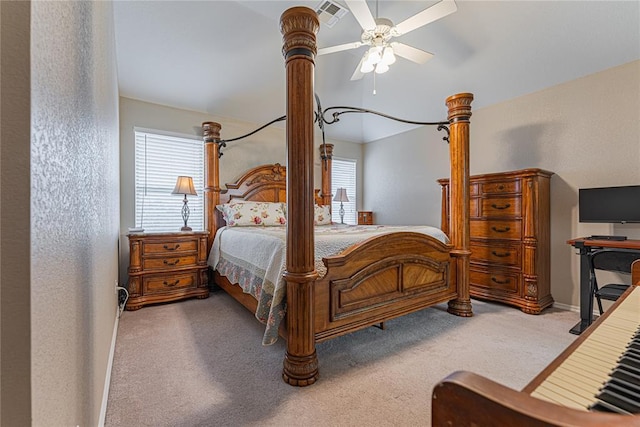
[143,240,198,254]
[470,242,521,267]
[143,272,196,293]
[470,219,522,240]
[470,268,520,294]
[480,197,521,218]
[143,255,197,270]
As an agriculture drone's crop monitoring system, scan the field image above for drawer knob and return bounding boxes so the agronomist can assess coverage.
[163,259,180,266]
[163,279,180,287]
[491,203,511,210]
[491,251,511,258]
[163,244,180,251]
[491,226,510,233]
[498,185,505,190]
[491,277,510,285]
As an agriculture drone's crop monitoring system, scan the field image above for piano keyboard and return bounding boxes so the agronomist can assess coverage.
[531,286,640,413]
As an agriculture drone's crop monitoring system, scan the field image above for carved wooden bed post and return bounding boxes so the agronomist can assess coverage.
[202,121,221,253]
[319,143,334,206]
[445,93,474,317]
[280,7,320,386]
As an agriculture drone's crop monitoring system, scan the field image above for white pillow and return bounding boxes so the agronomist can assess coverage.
[314,204,332,225]
[216,201,286,226]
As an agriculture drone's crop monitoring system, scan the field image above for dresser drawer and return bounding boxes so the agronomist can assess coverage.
[143,255,198,270]
[470,268,520,294]
[470,242,521,267]
[143,271,197,294]
[470,219,522,240]
[143,239,198,255]
[481,180,520,195]
[480,197,521,218]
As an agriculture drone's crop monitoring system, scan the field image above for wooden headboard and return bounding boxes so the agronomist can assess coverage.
[219,163,288,204]
[219,163,324,205]
[211,162,326,240]
[201,119,334,251]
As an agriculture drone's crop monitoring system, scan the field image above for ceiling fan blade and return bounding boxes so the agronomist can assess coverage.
[318,41,363,56]
[394,0,457,35]
[345,0,376,31]
[391,42,434,64]
[350,57,366,81]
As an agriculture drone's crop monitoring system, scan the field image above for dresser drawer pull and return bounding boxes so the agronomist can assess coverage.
[163,259,180,266]
[491,251,511,258]
[163,279,180,287]
[163,244,180,251]
[491,277,510,285]
[491,226,511,233]
[491,203,511,210]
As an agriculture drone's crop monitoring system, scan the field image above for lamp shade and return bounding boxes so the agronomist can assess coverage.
[172,176,197,196]
[333,188,349,203]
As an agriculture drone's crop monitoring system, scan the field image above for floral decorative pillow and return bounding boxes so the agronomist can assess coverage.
[217,201,286,226]
[314,204,332,225]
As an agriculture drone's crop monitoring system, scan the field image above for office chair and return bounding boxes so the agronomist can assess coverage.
[588,248,640,320]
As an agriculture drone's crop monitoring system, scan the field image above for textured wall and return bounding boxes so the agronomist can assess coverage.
[364,61,640,307]
[31,1,120,425]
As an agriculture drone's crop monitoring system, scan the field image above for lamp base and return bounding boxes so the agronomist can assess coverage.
[181,226,192,231]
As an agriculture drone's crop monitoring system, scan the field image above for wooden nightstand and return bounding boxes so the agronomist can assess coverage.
[358,211,374,225]
[126,231,209,310]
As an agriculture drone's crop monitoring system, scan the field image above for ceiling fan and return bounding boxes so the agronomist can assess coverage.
[317,0,457,80]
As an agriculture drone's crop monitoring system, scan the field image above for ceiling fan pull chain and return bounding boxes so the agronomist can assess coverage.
[373,72,377,95]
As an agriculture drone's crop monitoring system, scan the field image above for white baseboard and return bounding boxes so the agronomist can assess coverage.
[552,302,578,312]
[98,307,120,427]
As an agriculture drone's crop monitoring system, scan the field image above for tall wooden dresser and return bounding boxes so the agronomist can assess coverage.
[438,169,554,314]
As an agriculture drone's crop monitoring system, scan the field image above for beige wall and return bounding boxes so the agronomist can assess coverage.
[119,97,363,283]
[1,1,31,424]
[30,1,121,425]
[364,60,640,308]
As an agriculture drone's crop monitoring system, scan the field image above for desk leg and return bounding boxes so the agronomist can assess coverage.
[569,246,593,335]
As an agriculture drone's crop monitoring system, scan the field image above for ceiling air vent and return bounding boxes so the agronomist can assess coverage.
[316,0,349,28]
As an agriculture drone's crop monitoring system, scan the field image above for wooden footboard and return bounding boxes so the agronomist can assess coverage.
[314,232,456,341]
[212,232,457,343]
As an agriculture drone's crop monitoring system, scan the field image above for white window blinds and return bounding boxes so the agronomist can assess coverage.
[134,130,204,232]
[331,158,357,225]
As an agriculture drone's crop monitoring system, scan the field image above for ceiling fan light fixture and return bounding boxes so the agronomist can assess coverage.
[381,46,396,65]
[375,62,389,74]
[360,60,375,73]
[365,47,382,66]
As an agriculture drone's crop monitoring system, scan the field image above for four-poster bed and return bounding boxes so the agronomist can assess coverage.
[201,7,474,386]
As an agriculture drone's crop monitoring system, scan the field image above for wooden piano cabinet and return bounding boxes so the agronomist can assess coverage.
[439,168,554,314]
[432,271,640,426]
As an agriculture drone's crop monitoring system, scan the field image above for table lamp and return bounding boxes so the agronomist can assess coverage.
[333,188,349,224]
[172,176,197,231]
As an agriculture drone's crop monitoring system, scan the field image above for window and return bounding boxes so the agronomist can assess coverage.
[134,129,204,232]
[331,158,357,224]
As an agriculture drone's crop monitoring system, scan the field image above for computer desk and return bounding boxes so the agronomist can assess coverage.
[567,237,640,334]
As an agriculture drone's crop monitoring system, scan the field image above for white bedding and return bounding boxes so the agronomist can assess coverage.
[209,224,448,345]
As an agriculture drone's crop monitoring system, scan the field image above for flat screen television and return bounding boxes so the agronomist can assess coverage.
[579,185,640,223]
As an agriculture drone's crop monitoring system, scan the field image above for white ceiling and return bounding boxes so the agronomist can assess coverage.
[114,1,640,143]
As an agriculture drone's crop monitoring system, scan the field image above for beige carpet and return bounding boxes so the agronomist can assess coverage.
[105,291,578,426]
